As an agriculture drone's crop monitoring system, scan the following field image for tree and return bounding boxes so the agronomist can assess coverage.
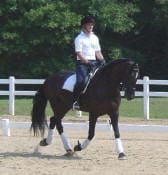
[123,0,168,78]
[1,0,168,79]
[0,0,79,78]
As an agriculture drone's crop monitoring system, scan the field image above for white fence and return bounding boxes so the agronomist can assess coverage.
[0,76,168,120]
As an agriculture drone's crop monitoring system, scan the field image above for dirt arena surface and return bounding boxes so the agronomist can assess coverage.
[0,127,168,175]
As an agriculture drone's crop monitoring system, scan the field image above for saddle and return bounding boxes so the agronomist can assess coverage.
[62,68,99,93]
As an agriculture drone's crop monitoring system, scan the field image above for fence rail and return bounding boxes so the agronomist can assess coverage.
[0,76,168,120]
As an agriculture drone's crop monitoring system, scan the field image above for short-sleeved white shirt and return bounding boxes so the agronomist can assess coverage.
[75,31,101,60]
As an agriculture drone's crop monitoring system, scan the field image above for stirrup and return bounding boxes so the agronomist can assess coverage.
[73,101,80,110]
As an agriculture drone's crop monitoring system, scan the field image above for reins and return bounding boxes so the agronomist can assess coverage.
[82,67,100,94]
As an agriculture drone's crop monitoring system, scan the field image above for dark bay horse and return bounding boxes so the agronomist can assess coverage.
[31,58,139,159]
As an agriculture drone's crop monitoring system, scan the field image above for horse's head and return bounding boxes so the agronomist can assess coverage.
[93,58,139,101]
[122,61,139,100]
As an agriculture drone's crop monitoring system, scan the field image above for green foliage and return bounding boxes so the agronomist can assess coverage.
[92,1,138,33]
[126,0,168,78]
[0,0,79,78]
[0,0,168,79]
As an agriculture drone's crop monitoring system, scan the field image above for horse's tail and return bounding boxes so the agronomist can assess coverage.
[31,85,48,136]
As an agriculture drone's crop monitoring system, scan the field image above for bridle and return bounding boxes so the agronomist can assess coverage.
[123,62,139,100]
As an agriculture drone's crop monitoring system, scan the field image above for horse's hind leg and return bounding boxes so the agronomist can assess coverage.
[41,97,73,153]
[40,116,56,146]
[109,111,126,160]
[55,117,73,153]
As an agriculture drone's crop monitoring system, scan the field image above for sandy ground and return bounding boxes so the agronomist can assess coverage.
[0,127,168,175]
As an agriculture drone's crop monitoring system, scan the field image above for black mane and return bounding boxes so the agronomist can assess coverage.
[105,58,131,68]
[98,58,132,75]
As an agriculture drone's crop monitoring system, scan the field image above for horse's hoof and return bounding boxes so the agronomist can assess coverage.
[118,152,127,160]
[40,138,48,146]
[74,140,82,151]
[64,150,74,157]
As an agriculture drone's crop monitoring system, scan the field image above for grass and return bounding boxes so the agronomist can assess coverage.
[120,97,168,119]
[0,97,168,119]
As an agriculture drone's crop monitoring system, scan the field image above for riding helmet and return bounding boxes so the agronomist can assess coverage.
[81,16,95,26]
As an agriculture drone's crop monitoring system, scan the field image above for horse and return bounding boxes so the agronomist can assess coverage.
[31,58,139,160]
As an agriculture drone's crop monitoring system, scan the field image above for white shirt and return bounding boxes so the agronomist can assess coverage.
[75,31,101,60]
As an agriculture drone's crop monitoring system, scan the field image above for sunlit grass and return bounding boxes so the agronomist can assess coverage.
[0,97,168,119]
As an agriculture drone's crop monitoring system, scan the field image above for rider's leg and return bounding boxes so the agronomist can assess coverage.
[73,64,88,109]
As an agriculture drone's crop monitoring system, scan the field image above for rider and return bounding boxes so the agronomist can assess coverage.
[73,15,106,110]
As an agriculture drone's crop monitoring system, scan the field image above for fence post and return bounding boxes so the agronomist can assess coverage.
[1,119,11,136]
[76,111,82,117]
[143,76,149,120]
[9,76,15,115]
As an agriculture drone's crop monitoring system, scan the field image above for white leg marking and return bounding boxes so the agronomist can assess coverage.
[81,139,90,149]
[46,129,55,145]
[60,133,72,151]
[115,138,124,154]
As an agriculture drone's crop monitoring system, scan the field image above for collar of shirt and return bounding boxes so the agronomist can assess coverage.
[81,31,94,37]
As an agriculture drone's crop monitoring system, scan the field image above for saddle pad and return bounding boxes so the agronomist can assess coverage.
[62,74,76,92]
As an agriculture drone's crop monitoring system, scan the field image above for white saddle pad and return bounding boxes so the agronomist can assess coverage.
[62,74,76,92]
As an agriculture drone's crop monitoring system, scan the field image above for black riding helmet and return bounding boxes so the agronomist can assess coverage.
[81,16,95,26]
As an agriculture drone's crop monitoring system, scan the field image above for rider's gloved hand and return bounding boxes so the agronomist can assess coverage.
[87,61,95,69]
[98,59,106,67]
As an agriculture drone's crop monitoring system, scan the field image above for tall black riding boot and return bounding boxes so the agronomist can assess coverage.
[73,86,81,110]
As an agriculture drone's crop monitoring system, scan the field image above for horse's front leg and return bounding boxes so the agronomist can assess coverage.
[109,112,126,160]
[74,113,97,151]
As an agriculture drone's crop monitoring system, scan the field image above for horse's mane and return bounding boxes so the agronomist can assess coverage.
[98,58,132,74]
[104,58,132,69]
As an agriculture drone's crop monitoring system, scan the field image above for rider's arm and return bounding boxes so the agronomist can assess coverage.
[95,51,104,60]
